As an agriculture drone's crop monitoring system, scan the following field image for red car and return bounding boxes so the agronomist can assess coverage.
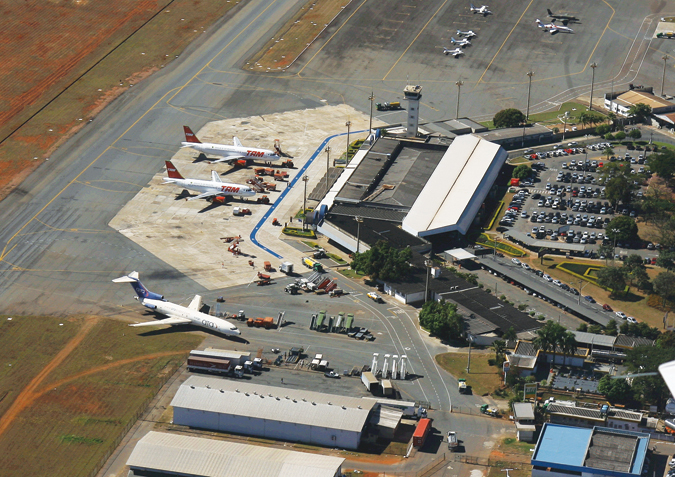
[602,304,613,312]
[651,257,657,265]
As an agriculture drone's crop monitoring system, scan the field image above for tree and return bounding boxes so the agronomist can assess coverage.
[598,243,615,263]
[653,271,675,308]
[603,147,614,160]
[577,323,588,332]
[605,319,618,336]
[626,345,675,409]
[533,321,567,354]
[628,128,642,140]
[596,266,627,295]
[605,175,635,207]
[620,322,661,340]
[614,131,627,141]
[648,148,675,183]
[656,251,675,271]
[512,164,531,180]
[596,124,611,136]
[419,299,463,341]
[560,331,577,366]
[605,132,615,140]
[493,108,526,128]
[627,103,653,122]
[607,112,617,129]
[623,254,648,288]
[350,241,412,281]
[598,375,632,404]
[605,216,639,242]
[657,331,675,348]
[491,339,507,366]
[503,326,517,341]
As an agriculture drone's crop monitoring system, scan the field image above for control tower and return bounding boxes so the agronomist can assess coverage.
[403,84,422,137]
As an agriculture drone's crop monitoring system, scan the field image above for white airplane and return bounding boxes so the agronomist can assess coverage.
[113,271,242,337]
[451,37,471,46]
[163,160,255,203]
[470,3,491,15]
[456,29,477,38]
[444,47,464,58]
[536,19,574,33]
[181,126,281,165]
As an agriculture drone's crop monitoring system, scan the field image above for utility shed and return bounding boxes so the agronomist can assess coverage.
[126,431,345,477]
[402,134,507,237]
[171,376,374,450]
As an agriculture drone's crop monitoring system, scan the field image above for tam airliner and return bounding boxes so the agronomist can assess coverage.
[181,126,281,166]
[163,161,255,202]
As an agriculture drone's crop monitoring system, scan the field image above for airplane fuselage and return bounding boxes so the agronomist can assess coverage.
[165,177,256,198]
[181,141,280,162]
[141,298,241,336]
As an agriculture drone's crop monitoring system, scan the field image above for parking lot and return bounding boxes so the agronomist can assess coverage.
[499,140,656,259]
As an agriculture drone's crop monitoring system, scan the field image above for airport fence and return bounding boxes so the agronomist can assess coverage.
[454,453,531,469]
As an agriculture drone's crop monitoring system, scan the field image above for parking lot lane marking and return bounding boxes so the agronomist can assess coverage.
[473,0,534,88]
[296,0,369,76]
[382,0,450,81]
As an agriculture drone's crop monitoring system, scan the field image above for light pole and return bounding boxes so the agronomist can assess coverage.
[345,120,351,161]
[563,113,568,141]
[368,91,374,134]
[526,71,534,120]
[324,145,331,196]
[355,216,363,253]
[302,175,309,229]
[611,227,620,264]
[662,56,669,97]
[424,259,433,303]
[466,334,474,373]
[589,62,598,111]
[455,80,464,119]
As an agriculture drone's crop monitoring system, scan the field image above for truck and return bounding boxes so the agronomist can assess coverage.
[413,418,432,448]
[233,365,244,378]
[302,256,323,272]
[247,317,276,329]
[458,378,468,394]
[280,261,294,274]
[447,431,458,451]
[284,283,299,295]
[480,404,498,417]
[187,356,232,375]
[376,101,402,111]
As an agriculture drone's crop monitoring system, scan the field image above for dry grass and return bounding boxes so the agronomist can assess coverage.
[0,0,239,199]
[0,316,201,477]
[435,352,502,396]
[246,0,352,71]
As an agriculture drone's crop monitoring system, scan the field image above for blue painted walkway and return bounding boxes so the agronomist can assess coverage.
[249,130,366,259]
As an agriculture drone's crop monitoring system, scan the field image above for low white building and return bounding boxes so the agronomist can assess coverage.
[171,376,374,450]
[126,431,345,477]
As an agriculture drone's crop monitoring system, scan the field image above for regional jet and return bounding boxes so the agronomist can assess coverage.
[470,3,491,15]
[536,19,574,34]
[163,160,256,202]
[456,29,477,38]
[444,47,464,57]
[451,37,471,47]
[113,271,242,337]
[547,8,579,25]
[181,126,281,166]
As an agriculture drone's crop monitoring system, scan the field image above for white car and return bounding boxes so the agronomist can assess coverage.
[512,258,521,265]
[543,274,553,282]
[522,263,531,270]
[552,280,562,286]
[615,311,627,319]
[627,317,638,324]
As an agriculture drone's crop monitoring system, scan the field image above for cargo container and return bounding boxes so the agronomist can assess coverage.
[187,356,231,375]
[280,262,293,274]
[413,418,432,448]
[361,371,378,392]
[192,348,250,366]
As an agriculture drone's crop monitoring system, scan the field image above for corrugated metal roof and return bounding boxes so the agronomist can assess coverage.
[614,335,655,349]
[402,135,507,237]
[368,405,403,430]
[617,90,673,109]
[610,408,643,422]
[572,331,616,348]
[127,431,344,477]
[513,402,535,420]
[171,376,374,433]
[547,403,605,421]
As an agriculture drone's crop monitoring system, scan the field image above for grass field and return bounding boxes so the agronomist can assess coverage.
[435,352,502,396]
[0,316,201,477]
[0,0,240,199]
[480,102,594,129]
[246,0,352,71]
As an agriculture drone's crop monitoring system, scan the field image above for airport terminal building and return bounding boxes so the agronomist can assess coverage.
[171,376,375,450]
[315,134,508,253]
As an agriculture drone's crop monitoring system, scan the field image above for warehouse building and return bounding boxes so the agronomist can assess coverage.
[171,376,375,450]
[532,423,650,477]
[126,431,345,477]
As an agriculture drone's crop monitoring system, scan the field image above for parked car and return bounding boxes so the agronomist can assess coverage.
[584,295,596,303]
[602,304,613,312]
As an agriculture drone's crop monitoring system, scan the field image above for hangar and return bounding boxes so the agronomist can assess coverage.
[126,431,345,477]
[316,133,507,252]
[171,376,375,450]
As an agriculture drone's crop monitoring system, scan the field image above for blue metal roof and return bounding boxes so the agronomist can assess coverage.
[532,423,590,467]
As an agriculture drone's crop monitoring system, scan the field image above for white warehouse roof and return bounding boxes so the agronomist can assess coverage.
[402,135,507,237]
[171,375,375,433]
[127,431,344,477]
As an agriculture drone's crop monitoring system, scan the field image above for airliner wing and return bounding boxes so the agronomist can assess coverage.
[187,191,219,201]
[233,137,243,148]
[211,171,223,183]
[188,295,203,311]
[129,317,192,327]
